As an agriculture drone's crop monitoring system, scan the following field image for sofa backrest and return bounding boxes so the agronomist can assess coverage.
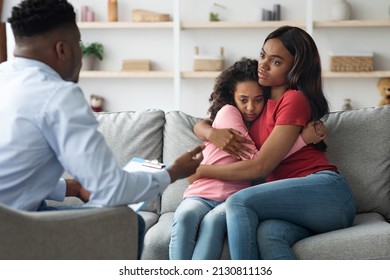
[161,111,203,214]
[324,106,390,221]
[95,109,166,213]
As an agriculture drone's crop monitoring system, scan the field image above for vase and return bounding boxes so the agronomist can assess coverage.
[108,0,118,22]
[81,55,97,71]
[330,0,351,20]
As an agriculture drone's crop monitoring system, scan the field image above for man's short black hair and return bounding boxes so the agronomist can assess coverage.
[8,0,76,37]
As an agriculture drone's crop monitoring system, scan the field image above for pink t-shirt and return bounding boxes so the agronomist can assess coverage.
[183,105,257,202]
[184,104,307,202]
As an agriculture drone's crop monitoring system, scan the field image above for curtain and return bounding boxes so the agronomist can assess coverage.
[0,0,7,62]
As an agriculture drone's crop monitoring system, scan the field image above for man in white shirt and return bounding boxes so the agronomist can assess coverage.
[0,0,204,256]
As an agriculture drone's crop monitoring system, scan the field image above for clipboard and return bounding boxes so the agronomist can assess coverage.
[123,157,165,211]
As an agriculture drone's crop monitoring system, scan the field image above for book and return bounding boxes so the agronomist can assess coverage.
[123,157,165,211]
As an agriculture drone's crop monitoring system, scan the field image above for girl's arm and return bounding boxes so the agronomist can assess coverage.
[286,121,327,157]
[194,119,326,158]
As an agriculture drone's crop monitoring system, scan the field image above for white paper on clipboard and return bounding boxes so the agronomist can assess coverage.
[123,157,165,211]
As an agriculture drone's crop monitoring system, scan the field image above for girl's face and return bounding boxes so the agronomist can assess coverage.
[234,81,265,124]
[257,38,294,89]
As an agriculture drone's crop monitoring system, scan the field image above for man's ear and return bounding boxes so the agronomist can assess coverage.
[54,40,67,61]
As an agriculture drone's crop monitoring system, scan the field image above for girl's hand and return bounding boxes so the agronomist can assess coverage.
[301,121,327,144]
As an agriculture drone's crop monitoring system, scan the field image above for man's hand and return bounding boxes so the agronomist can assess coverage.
[167,144,205,183]
[65,179,90,203]
[301,121,328,144]
[210,128,254,159]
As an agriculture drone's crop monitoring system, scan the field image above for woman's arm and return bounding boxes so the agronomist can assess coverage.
[193,119,255,159]
[194,124,301,181]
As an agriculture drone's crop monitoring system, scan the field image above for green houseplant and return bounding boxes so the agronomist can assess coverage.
[80,42,104,71]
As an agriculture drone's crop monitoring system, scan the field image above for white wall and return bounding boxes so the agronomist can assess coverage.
[4,0,390,118]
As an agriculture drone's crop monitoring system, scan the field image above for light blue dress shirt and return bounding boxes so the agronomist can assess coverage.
[0,58,170,211]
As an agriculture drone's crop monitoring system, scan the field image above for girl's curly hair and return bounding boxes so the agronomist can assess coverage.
[208,58,266,121]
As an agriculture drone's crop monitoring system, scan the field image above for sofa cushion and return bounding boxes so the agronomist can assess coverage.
[293,212,390,259]
[324,106,390,221]
[94,109,166,213]
[161,111,203,214]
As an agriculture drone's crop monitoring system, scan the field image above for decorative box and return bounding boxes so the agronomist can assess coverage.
[329,52,374,72]
[193,47,225,71]
[122,59,150,71]
[132,9,170,22]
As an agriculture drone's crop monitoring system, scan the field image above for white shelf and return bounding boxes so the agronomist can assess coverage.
[80,70,390,79]
[77,21,173,29]
[77,20,390,30]
[181,20,306,29]
[314,20,390,28]
[77,0,390,113]
[323,71,390,78]
[80,71,173,78]
[181,71,220,78]
[79,19,390,80]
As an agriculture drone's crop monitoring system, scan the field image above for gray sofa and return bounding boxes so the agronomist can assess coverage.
[95,105,390,260]
[1,105,389,259]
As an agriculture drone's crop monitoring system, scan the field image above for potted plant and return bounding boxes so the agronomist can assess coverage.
[80,41,104,71]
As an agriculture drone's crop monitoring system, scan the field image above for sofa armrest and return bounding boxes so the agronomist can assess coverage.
[0,203,138,259]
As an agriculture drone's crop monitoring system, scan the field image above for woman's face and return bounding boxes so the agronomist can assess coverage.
[257,38,294,88]
[233,81,265,124]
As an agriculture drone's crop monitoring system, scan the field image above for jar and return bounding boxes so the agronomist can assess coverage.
[108,0,118,22]
[330,0,351,20]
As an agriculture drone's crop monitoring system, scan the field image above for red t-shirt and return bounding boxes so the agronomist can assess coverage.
[249,90,337,182]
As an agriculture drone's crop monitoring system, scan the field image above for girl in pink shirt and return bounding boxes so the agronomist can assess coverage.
[169,59,322,259]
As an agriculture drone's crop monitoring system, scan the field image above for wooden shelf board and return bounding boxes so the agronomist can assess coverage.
[181,71,220,78]
[76,20,390,29]
[314,20,390,28]
[80,71,174,78]
[77,21,173,29]
[323,71,390,78]
[181,71,390,79]
[181,20,306,29]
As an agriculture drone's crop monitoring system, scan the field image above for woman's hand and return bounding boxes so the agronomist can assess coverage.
[209,128,255,159]
[301,121,327,144]
[194,119,255,159]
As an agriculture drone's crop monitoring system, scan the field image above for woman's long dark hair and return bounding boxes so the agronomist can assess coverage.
[264,26,328,150]
[264,26,329,122]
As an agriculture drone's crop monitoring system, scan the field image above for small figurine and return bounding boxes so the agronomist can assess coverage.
[90,94,104,112]
[377,77,390,106]
[342,98,353,111]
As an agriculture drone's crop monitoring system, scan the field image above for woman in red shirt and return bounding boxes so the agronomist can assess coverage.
[192,26,356,259]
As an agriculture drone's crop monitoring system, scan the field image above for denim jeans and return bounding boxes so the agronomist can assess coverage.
[169,196,227,260]
[225,170,356,260]
[38,201,145,259]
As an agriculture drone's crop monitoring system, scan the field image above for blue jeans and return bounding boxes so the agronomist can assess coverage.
[225,170,356,260]
[169,196,227,260]
[38,201,145,260]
